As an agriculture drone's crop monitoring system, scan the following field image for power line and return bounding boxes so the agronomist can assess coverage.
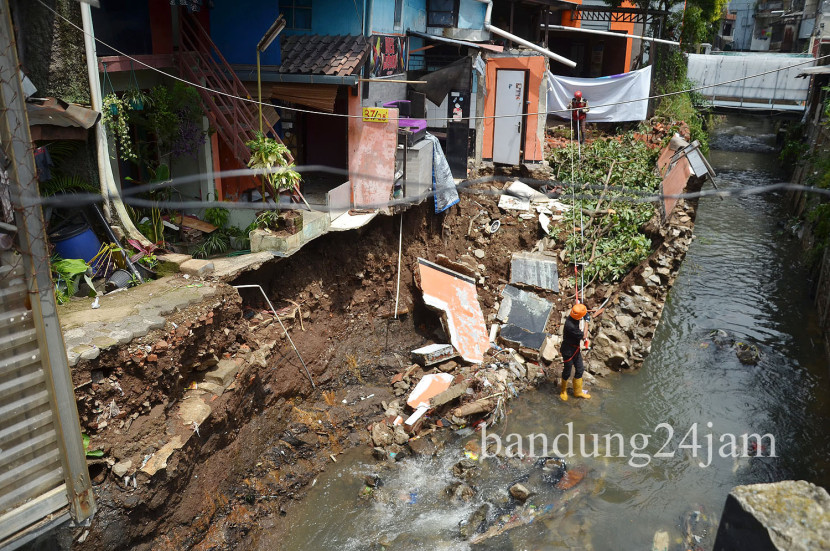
[20,169,830,212]
[33,0,830,125]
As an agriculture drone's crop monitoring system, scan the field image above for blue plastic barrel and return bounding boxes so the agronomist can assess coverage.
[50,223,101,263]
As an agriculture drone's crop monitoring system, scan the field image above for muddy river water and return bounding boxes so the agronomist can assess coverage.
[265,115,830,550]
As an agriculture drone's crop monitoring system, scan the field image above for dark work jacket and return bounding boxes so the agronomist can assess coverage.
[560,316,584,360]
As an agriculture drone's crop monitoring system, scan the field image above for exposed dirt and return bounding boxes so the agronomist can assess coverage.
[75,125,698,549]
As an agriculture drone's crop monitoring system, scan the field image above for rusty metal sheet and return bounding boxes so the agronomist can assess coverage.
[417,258,489,363]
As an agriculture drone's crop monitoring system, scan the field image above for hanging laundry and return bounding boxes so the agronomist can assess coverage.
[34,146,53,182]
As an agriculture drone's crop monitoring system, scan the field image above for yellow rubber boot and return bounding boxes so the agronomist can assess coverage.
[573,378,591,399]
[559,378,569,401]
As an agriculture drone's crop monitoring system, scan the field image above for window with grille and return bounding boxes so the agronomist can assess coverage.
[280,0,312,30]
[427,0,457,27]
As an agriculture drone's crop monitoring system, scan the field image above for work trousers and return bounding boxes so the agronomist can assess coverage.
[561,350,584,380]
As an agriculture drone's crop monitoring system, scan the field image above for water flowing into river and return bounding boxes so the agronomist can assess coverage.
[270,115,830,550]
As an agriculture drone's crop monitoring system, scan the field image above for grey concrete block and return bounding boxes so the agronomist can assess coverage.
[180,259,215,277]
[205,359,239,387]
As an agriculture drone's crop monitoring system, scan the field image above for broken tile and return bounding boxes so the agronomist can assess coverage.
[411,343,458,366]
[407,373,454,409]
[418,258,489,363]
[497,285,553,333]
[510,251,560,293]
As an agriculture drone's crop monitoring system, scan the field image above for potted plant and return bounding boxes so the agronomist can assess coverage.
[246,132,302,200]
[123,87,151,112]
[101,93,137,161]
[247,132,303,233]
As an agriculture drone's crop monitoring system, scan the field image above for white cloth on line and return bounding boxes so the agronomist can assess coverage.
[546,65,652,123]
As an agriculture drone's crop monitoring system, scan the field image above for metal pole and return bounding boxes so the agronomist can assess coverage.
[257,48,263,134]
[394,214,402,319]
[0,0,95,521]
[233,285,315,388]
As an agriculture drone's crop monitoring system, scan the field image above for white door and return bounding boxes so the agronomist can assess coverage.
[493,69,525,165]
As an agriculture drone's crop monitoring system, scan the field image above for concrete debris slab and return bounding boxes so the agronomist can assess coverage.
[510,252,560,293]
[178,397,211,426]
[417,258,489,363]
[411,343,458,366]
[140,436,184,476]
[430,383,468,407]
[497,285,553,333]
[205,359,239,388]
[506,180,548,202]
[407,373,455,409]
[498,193,530,211]
[499,324,547,352]
[180,259,215,277]
[404,405,429,432]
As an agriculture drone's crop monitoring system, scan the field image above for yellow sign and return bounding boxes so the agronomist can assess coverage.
[362,107,389,123]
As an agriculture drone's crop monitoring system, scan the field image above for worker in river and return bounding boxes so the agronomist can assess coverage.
[560,303,591,401]
[569,90,589,143]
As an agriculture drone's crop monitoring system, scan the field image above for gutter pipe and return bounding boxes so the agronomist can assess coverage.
[542,24,681,46]
[473,0,577,68]
[80,3,150,245]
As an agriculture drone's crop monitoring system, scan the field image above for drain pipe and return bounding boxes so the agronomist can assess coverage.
[233,285,316,389]
[474,0,576,68]
[81,3,150,245]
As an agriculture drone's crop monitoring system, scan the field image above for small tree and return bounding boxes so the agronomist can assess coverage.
[246,132,301,203]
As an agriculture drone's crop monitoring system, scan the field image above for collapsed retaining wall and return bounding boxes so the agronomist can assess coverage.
[70,140,707,549]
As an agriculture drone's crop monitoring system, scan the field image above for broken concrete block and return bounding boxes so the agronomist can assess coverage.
[404,405,429,433]
[540,334,561,362]
[140,436,184,476]
[430,383,468,407]
[180,259,215,277]
[112,460,132,478]
[418,258,489,363]
[411,343,458,367]
[499,324,547,352]
[497,285,553,334]
[407,373,454,409]
[510,251,560,293]
[178,397,211,426]
[371,422,394,447]
[205,359,239,387]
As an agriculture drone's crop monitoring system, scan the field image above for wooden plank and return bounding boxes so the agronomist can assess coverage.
[168,214,217,233]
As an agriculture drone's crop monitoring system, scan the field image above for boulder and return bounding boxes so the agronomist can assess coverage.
[713,480,830,551]
[371,422,393,447]
[509,483,533,501]
[452,458,479,480]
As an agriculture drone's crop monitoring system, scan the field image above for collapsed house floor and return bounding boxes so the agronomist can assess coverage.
[63,132,703,550]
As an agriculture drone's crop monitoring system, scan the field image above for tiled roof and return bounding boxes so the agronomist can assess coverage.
[279,34,370,76]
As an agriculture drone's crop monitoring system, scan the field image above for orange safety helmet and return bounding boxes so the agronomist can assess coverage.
[574,90,583,99]
[570,303,587,320]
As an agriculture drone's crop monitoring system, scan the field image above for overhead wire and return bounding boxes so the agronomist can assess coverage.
[32,0,830,126]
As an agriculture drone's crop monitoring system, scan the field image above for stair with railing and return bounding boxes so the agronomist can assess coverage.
[176,13,293,176]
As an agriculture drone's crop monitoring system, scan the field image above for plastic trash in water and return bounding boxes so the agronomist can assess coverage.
[464,450,479,461]
[407,491,418,505]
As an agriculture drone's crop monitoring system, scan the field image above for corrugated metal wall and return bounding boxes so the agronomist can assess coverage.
[0,258,68,543]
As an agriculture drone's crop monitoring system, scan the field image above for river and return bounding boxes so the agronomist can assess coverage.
[268,115,830,550]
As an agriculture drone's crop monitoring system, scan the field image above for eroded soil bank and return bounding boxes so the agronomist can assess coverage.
[73,143,700,550]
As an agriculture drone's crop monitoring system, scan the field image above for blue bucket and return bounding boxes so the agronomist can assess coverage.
[50,223,101,263]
